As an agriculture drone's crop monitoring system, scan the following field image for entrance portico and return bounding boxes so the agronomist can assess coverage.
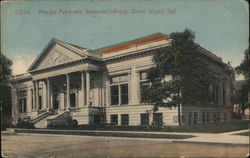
[32,70,99,111]
[26,38,102,114]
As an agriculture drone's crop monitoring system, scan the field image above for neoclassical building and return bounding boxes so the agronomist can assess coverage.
[10,33,234,128]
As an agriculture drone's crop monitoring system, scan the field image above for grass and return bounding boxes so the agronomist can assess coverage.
[14,129,194,139]
[49,120,250,133]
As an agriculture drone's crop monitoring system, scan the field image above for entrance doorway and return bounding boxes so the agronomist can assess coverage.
[53,93,59,109]
[70,93,76,107]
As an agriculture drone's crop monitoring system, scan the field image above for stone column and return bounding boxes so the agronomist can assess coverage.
[130,67,139,105]
[42,82,46,110]
[26,86,31,112]
[47,78,51,109]
[32,81,36,111]
[35,81,39,110]
[66,74,70,109]
[118,85,121,106]
[86,71,90,106]
[81,71,85,107]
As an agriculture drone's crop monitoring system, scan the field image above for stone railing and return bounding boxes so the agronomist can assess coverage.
[30,111,51,124]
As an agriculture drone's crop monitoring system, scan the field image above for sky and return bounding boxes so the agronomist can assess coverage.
[1,0,249,80]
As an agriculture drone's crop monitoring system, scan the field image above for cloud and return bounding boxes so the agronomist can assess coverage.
[11,55,35,75]
[5,48,37,75]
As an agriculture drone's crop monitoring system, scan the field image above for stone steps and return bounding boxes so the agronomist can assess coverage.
[34,111,69,128]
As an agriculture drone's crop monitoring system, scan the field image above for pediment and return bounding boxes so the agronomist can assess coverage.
[29,40,85,71]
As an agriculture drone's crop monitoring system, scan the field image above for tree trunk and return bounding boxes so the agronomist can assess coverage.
[177,92,181,127]
[178,103,181,127]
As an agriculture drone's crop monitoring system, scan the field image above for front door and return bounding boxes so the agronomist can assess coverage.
[53,93,59,109]
[70,93,76,107]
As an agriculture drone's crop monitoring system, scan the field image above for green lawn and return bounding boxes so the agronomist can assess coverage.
[50,120,250,133]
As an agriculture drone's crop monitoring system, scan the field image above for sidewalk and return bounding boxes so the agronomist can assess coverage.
[174,129,249,145]
[4,128,249,145]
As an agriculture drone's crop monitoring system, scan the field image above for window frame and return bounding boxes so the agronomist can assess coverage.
[139,71,151,104]
[193,112,198,125]
[121,114,129,126]
[153,113,163,125]
[140,113,150,126]
[110,114,118,125]
[110,75,129,106]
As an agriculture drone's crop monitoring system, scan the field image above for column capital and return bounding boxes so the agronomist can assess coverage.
[85,69,91,73]
[65,73,71,77]
[80,70,85,73]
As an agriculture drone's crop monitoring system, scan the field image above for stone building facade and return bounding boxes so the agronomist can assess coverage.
[10,33,234,128]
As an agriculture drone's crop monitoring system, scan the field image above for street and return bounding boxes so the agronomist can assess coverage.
[2,133,249,158]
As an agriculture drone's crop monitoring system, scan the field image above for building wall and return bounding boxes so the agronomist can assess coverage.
[181,106,231,126]
[105,105,179,126]
[10,43,234,126]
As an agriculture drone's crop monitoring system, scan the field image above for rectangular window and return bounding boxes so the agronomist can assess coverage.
[188,112,192,125]
[110,75,129,106]
[121,84,128,105]
[213,85,219,104]
[153,113,163,125]
[110,115,118,125]
[111,85,119,105]
[121,114,129,125]
[202,112,206,124]
[206,112,209,123]
[140,113,149,126]
[213,112,216,123]
[140,82,150,103]
[222,81,226,105]
[224,112,227,122]
[216,112,220,122]
[194,112,198,125]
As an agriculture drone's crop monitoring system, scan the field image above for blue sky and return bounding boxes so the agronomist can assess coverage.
[1,0,249,77]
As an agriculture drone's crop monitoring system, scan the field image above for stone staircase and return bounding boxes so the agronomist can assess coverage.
[33,111,69,128]
[30,111,51,124]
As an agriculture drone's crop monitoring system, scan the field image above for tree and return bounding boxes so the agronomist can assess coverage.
[235,48,249,118]
[0,53,13,123]
[144,29,217,126]
[236,48,249,81]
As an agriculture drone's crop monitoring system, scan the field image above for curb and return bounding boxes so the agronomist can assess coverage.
[13,128,195,140]
[173,140,249,146]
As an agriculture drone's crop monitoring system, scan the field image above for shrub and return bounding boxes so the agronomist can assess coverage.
[72,119,78,127]
[15,120,35,129]
[1,123,9,131]
[150,121,164,129]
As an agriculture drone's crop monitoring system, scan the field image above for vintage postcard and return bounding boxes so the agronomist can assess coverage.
[1,0,249,157]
